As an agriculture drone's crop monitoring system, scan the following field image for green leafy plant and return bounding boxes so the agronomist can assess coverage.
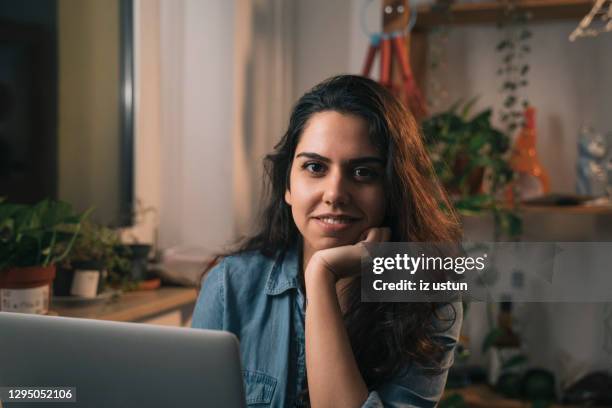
[57,219,140,291]
[422,101,522,238]
[0,198,91,270]
[60,220,131,273]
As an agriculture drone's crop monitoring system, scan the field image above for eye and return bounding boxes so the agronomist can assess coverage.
[302,161,326,175]
[353,167,379,181]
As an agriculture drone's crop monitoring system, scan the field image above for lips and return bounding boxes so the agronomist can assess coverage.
[312,214,360,233]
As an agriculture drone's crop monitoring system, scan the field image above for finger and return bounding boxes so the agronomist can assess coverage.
[381,227,391,242]
[363,228,379,243]
[363,227,392,243]
[363,228,380,242]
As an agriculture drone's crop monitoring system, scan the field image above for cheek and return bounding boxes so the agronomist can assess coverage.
[290,189,318,222]
[287,172,316,219]
[361,185,387,224]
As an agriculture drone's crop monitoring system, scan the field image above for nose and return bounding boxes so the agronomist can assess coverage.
[322,168,351,207]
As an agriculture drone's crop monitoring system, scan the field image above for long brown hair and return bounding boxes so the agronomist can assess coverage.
[204,75,461,398]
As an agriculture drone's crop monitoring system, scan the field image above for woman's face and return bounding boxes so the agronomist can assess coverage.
[285,111,387,263]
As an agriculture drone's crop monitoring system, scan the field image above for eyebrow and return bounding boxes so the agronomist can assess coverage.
[295,152,385,166]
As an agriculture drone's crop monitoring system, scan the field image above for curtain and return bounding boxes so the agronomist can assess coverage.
[232,0,295,237]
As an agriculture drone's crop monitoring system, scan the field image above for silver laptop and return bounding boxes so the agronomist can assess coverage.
[0,312,246,408]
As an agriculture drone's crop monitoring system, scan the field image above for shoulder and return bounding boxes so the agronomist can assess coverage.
[204,250,278,295]
[221,249,276,272]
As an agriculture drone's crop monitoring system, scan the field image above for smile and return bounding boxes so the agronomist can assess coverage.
[318,217,354,225]
[313,215,360,232]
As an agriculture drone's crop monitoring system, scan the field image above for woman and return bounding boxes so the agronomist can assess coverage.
[192,75,463,407]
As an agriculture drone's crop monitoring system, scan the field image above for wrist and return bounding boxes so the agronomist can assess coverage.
[305,253,337,290]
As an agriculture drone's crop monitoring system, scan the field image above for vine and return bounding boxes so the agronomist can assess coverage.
[427,0,455,111]
[496,1,532,134]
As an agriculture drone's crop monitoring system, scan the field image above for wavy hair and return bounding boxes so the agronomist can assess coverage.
[205,75,462,401]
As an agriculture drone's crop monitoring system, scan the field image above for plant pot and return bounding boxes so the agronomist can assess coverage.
[0,265,56,314]
[69,260,106,298]
[448,153,485,196]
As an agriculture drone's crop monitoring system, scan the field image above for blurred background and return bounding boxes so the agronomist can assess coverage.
[1,0,612,406]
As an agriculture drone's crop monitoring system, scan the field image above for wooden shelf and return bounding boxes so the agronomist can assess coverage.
[519,203,612,214]
[50,286,198,323]
[414,0,593,30]
[461,203,612,216]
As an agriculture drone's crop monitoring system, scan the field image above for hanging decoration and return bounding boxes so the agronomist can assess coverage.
[496,0,533,135]
[425,0,455,112]
[426,26,451,112]
[361,0,428,120]
[569,0,612,41]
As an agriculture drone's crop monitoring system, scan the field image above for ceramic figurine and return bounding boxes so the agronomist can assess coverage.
[576,124,607,197]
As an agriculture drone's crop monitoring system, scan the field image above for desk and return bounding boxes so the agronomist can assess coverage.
[50,287,198,325]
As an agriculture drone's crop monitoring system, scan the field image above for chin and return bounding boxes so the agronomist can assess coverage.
[313,235,359,250]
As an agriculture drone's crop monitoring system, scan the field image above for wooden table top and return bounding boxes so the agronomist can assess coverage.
[49,286,198,322]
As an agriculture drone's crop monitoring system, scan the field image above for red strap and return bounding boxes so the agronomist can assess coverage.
[380,38,391,86]
[392,36,412,80]
[393,35,429,119]
[361,43,379,77]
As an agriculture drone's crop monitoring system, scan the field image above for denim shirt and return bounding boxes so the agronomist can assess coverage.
[192,246,462,407]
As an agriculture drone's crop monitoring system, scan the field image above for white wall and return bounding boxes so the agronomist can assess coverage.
[293,0,354,97]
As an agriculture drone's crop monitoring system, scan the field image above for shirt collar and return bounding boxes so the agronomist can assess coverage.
[265,243,301,296]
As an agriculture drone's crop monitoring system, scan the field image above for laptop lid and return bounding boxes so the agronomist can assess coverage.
[0,312,246,408]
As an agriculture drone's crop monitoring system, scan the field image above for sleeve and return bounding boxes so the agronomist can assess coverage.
[360,302,463,408]
[191,260,226,330]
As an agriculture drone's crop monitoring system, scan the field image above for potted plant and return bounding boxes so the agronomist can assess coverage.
[422,101,522,238]
[0,198,89,314]
[114,243,151,283]
[56,220,131,298]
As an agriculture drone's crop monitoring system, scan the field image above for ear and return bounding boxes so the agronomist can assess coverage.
[284,189,292,206]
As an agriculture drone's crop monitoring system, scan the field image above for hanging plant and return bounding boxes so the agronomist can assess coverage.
[427,0,456,111]
[496,1,532,134]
